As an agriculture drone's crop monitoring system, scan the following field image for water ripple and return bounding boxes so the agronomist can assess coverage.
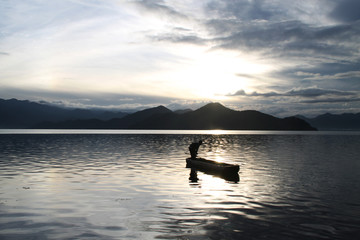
[1,134,360,239]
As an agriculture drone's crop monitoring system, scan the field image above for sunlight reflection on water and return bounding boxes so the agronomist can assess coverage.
[0,132,360,239]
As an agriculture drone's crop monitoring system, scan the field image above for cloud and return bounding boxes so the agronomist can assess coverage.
[132,0,189,20]
[149,32,207,45]
[133,0,359,88]
[209,20,360,62]
[0,52,10,56]
[330,0,360,22]
[229,87,358,98]
[206,0,279,21]
[272,62,360,92]
[295,71,360,80]
[235,73,264,80]
[301,97,360,104]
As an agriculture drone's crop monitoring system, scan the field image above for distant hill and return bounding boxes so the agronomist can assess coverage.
[35,102,316,130]
[174,109,193,114]
[106,105,173,129]
[298,113,360,130]
[0,98,128,128]
[36,106,175,129]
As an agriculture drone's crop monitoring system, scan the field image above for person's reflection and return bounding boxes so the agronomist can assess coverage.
[189,168,198,182]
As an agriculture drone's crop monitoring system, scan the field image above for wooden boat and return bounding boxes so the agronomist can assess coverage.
[186,157,240,175]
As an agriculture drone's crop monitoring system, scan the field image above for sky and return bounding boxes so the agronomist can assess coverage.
[1,0,360,117]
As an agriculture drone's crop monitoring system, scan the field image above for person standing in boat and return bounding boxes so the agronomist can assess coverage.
[189,140,202,159]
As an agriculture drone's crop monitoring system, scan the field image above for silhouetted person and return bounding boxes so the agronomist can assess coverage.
[189,140,202,159]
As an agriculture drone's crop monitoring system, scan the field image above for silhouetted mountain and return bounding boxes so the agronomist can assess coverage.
[35,105,173,129]
[0,98,128,128]
[106,105,173,129]
[298,113,360,130]
[138,103,315,130]
[174,109,193,114]
[37,102,316,130]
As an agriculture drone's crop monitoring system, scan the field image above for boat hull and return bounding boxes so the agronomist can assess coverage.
[186,157,239,175]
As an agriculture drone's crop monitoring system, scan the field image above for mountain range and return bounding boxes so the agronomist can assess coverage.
[297,113,360,131]
[0,98,128,128]
[1,98,316,130]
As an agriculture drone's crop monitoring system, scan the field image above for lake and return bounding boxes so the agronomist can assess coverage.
[1,130,360,239]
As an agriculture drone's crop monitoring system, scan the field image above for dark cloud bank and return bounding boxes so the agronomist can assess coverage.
[230,87,358,98]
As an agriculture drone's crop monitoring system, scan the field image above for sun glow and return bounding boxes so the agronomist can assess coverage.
[202,130,229,135]
[158,46,274,101]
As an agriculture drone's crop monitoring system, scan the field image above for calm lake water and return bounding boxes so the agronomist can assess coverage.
[1,130,360,239]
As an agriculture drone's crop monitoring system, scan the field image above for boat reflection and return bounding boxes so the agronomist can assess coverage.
[188,168,240,183]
